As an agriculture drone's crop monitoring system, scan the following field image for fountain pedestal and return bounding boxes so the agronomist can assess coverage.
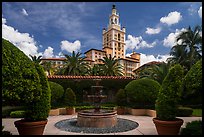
[77,79,117,128]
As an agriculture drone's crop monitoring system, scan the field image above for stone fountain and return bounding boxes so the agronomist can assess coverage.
[77,79,117,128]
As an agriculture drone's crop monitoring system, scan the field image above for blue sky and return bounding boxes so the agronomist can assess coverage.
[2,2,202,66]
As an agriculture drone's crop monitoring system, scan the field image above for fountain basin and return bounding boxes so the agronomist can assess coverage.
[77,109,117,128]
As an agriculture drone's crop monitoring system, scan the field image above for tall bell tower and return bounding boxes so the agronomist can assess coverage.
[102,5,126,59]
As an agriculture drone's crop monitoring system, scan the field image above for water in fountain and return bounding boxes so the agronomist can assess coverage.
[77,79,117,128]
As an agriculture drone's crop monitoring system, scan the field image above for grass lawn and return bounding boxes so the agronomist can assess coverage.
[192,109,202,117]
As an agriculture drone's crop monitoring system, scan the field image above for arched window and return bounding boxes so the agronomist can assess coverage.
[115,18,117,24]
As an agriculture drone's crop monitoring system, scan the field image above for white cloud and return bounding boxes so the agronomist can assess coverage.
[198,6,202,18]
[145,27,161,35]
[60,40,81,53]
[125,35,157,50]
[163,28,186,47]
[160,11,182,26]
[22,8,28,16]
[140,53,171,66]
[42,46,54,58]
[125,53,131,57]
[2,17,6,24]
[2,17,39,57]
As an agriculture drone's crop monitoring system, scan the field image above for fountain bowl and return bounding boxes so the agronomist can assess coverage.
[77,109,117,128]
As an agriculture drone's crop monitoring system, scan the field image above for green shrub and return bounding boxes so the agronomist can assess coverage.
[63,88,76,107]
[176,107,193,117]
[49,81,64,108]
[48,79,132,103]
[10,110,25,118]
[115,89,127,107]
[2,39,51,121]
[125,78,161,109]
[180,120,202,135]
[182,59,202,105]
[183,59,202,96]
[2,106,25,118]
[155,64,184,120]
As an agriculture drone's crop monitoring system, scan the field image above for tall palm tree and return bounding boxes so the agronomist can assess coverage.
[63,51,89,76]
[139,62,170,84]
[101,55,124,76]
[176,25,202,68]
[167,44,190,72]
[88,64,104,76]
[41,61,53,76]
[29,55,42,64]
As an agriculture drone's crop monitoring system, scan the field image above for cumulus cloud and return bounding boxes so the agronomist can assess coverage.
[160,11,182,26]
[42,46,54,58]
[198,6,202,18]
[21,8,28,16]
[60,40,81,53]
[163,28,186,47]
[2,17,39,57]
[140,53,171,66]
[145,27,161,35]
[125,35,157,50]
[2,17,6,24]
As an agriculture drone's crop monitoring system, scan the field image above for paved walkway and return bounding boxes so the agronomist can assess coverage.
[2,115,202,135]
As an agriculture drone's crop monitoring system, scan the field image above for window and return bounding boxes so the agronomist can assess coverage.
[118,34,120,41]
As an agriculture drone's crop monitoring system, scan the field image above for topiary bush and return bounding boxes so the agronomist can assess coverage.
[155,64,184,120]
[183,59,202,95]
[125,78,161,109]
[180,120,202,135]
[182,59,202,105]
[2,38,51,121]
[115,89,127,107]
[62,88,76,107]
[48,81,64,108]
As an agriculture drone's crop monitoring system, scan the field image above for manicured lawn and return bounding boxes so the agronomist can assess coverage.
[192,109,202,117]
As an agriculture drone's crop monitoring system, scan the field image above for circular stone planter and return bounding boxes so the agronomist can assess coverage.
[77,109,117,128]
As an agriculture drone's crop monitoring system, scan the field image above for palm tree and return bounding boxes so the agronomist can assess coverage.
[176,25,202,68]
[167,44,190,72]
[41,61,53,76]
[29,54,42,64]
[88,64,104,76]
[63,51,89,76]
[100,55,124,76]
[139,62,170,84]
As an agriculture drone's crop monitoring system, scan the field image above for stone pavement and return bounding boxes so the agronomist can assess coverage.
[2,115,202,135]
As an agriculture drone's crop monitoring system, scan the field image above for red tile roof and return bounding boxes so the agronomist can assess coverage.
[41,58,66,61]
[47,75,134,80]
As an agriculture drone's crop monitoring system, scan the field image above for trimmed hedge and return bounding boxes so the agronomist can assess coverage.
[63,88,76,107]
[180,120,202,135]
[49,81,64,108]
[176,106,193,117]
[2,38,51,121]
[2,106,25,118]
[115,89,127,107]
[125,78,161,109]
[10,110,25,118]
